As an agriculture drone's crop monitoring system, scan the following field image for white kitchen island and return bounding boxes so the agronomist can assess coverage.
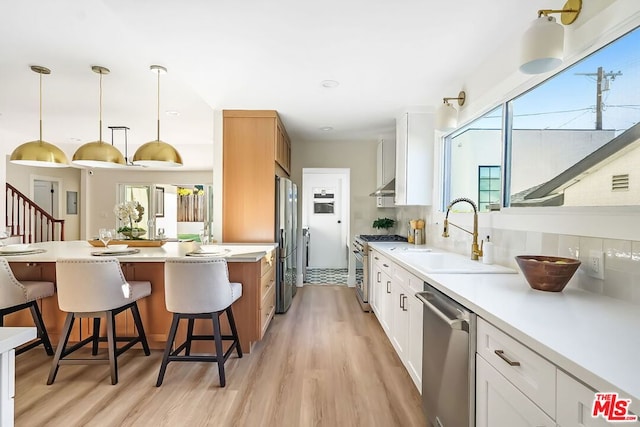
[0,327,36,427]
[2,241,278,354]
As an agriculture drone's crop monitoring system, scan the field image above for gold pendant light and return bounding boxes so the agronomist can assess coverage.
[132,65,183,167]
[72,66,126,168]
[10,66,69,168]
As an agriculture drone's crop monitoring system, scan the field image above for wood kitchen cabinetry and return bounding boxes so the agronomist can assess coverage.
[223,110,291,243]
[7,254,275,354]
[395,111,434,206]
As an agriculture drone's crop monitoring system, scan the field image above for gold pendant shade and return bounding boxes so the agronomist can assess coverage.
[72,66,126,168]
[132,138,183,167]
[72,140,126,168]
[132,65,183,167]
[10,66,70,168]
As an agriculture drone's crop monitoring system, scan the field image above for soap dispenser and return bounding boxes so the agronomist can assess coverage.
[482,235,494,265]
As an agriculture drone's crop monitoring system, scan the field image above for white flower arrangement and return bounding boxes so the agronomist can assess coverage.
[113,201,144,232]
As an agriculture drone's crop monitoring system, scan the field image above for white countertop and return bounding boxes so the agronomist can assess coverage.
[369,242,640,411]
[1,241,278,263]
[0,327,36,354]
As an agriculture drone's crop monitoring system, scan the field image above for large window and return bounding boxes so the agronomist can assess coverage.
[444,25,640,210]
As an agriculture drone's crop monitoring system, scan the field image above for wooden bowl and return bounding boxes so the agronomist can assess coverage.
[515,255,581,292]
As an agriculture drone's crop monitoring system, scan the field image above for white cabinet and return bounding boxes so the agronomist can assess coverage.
[376,139,395,208]
[395,111,434,206]
[476,355,555,427]
[477,318,556,418]
[556,371,616,427]
[370,249,423,391]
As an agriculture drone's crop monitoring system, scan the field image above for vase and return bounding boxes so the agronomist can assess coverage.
[121,228,146,239]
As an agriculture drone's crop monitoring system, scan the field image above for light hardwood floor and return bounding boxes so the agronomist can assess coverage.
[15,285,426,427]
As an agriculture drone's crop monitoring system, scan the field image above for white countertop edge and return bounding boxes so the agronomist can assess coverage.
[2,241,278,263]
[369,241,640,410]
[0,327,37,354]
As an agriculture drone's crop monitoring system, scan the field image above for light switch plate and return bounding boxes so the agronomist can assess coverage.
[586,250,605,280]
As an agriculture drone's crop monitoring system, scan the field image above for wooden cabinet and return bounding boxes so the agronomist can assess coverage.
[259,251,276,338]
[395,111,434,206]
[222,110,291,243]
[8,255,276,354]
[476,355,555,427]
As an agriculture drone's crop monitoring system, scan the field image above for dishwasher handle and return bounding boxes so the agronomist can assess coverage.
[416,291,469,332]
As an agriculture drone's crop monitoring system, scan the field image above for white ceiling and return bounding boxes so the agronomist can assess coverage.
[0,0,565,170]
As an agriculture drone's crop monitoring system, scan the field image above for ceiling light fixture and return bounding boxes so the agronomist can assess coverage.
[132,65,183,167]
[435,91,466,132]
[10,65,69,168]
[320,126,334,131]
[519,0,582,74]
[321,80,339,88]
[72,66,126,168]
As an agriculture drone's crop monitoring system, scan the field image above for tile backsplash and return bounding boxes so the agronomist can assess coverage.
[425,225,640,305]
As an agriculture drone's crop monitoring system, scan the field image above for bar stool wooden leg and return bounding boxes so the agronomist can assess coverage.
[212,312,226,387]
[226,307,243,358]
[185,318,195,356]
[106,311,118,385]
[130,303,150,356]
[91,317,101,356]
[28,301,54,356]
[156,314,180,387]
[47,313,75,385]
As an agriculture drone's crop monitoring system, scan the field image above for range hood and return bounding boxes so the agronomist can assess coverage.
[369,178,395,197]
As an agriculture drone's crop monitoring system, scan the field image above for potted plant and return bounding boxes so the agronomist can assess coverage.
[372,217,395,234]
[114,201,146,239]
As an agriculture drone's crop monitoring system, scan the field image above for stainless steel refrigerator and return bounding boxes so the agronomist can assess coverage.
[275,176,298,313]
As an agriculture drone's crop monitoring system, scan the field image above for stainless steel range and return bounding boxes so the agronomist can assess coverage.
[353,234,408,311]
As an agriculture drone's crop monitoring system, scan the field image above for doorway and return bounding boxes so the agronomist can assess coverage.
[32,177,62,217]
[302,168,350,283]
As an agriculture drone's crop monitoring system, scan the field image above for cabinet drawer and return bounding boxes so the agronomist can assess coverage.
[261,251,274,277]
[260,283,276,338]
[260,267,275,300]
[556,370,616,427]
[477,318,556,418]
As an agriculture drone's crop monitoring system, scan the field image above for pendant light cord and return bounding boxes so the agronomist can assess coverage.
[156,68,161,142]
[39,70,43,142]
[99,70,103,142]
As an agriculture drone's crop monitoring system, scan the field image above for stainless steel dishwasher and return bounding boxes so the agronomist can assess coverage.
[416,282,476,427]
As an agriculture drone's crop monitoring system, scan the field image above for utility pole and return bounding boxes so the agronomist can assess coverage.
[575,67,622,130]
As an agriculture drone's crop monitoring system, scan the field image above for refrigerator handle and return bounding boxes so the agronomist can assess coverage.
[280,229,286,260]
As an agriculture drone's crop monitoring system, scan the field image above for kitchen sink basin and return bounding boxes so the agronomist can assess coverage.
[394,250,516,274]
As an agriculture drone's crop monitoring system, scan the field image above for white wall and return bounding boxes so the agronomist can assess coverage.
[82,169,212,239]
[5,157,82,240]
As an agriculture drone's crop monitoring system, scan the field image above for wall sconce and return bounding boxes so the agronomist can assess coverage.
[435,91,466,132]
[520,0,582,75]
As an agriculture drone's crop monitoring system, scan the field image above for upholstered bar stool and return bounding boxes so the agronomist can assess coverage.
[48,258,151,385]
[0,258,54,355]
[156,257,242,387]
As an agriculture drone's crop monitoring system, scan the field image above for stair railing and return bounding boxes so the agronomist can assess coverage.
[5,183,65,243]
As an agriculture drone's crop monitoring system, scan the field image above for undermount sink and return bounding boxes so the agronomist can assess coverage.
[394,250,516,274]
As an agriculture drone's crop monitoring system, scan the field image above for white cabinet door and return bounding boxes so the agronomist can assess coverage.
[379,269,393,333]
[395,111,433,206]
[476,355,555,427]
[370,256,381,315]
[557,370,623,427]
[391,277,409,359]
[406,291,423,391]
